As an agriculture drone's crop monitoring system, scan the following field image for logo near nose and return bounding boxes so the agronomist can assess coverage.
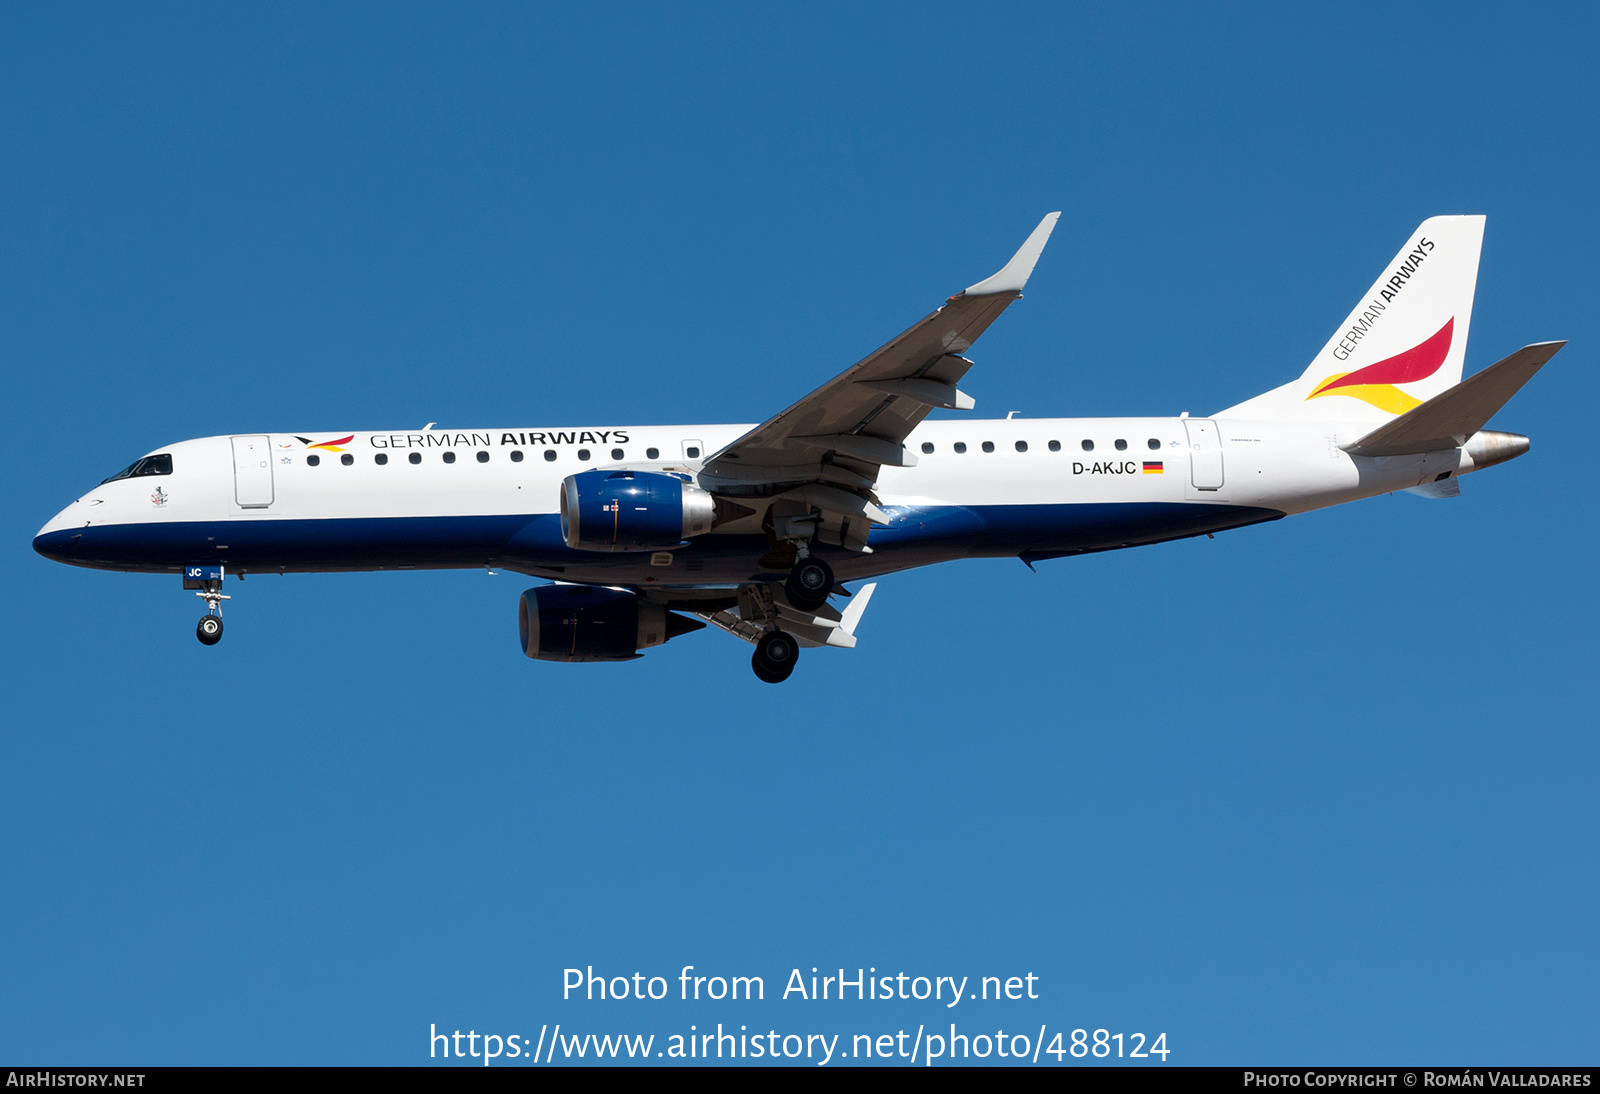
[296,435,355,453]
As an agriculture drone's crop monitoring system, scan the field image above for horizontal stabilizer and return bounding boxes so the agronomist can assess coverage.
[1343,341,1564,457]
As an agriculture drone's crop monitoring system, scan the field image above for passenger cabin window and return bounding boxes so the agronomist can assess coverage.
[685,446,700,459]
[1115,439,1127,451]
[921,442,934,454]
[1081,440,1094,451]
[953,442,967,454]
[443,451,456,464]
[409,452,422,464]
[981,441,994,453]
[611,448,624,460]
[101,454,174,484]
[510,450,524,462]
[375,453,388,465]
[1015,440,1028,452]
[477,451,490,463]
[306,454,321,467]
[543,450,557,462]
[341,453,354,466]
[646,447,660,459]
[1148,438,1161,450]
[1048,440,1061,452]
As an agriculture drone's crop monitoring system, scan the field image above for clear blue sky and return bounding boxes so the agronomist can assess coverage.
[3,2,1596,1066]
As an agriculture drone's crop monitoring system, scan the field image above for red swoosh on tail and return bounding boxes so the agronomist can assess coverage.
[1312,317,1453,396]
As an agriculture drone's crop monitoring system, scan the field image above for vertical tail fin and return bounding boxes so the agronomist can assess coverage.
[1219,215,1485,422]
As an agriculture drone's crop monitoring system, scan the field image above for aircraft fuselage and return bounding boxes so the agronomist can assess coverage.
[33,415,1489,586]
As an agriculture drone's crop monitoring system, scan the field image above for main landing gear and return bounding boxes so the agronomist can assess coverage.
[785,556,833,612]
[752,629,799,684]
[746,539,836,683]
[748,554,833,682]
[184,564,229,646]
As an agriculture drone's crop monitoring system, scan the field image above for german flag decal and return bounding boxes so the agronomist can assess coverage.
[1143,461,1164,474]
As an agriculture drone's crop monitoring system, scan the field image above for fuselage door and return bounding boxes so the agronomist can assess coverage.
[231,435,275,508]
[681,439,703,462]
[1184,418,1225,491]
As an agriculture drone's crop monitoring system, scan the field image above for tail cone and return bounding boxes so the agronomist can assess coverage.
[1465,430,1529,470]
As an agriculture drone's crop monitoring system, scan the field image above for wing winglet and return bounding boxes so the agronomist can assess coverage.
[963,212,1061,296]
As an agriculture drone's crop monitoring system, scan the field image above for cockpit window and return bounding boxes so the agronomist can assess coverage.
[100,454,173,484]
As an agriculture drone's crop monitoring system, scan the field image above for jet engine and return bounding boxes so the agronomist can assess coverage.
[518,584,705,662]
[560,469,717,552]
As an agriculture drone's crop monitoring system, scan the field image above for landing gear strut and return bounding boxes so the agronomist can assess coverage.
[785,556,833,612]
[184,564,230,646]
[752,629,799,684]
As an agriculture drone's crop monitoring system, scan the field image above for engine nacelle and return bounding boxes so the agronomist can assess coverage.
[560,469,717,552]
[518,584,705,662]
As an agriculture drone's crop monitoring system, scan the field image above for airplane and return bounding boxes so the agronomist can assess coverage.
[33,213,1561,682]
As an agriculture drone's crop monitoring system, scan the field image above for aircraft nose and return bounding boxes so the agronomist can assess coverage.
[34,504,86,562]
[33,527,79,562]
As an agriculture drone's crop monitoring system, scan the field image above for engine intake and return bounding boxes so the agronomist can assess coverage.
[518,584,705,662]
[560,469,716,552]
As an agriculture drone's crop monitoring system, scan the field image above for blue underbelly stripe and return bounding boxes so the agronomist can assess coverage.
[33,502,1284,574]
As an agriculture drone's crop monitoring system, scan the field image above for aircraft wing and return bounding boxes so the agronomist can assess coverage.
[699,213,1059,547]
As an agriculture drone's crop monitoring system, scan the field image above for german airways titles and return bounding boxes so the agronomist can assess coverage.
[35,213,1560,681]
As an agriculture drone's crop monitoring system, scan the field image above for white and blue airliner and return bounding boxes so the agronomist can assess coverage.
[34,214,1559,681]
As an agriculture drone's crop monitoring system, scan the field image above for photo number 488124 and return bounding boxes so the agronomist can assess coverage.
[1051,1029,1170,1061]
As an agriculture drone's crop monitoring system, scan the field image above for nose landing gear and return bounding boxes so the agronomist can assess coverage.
[184,564,230,646]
